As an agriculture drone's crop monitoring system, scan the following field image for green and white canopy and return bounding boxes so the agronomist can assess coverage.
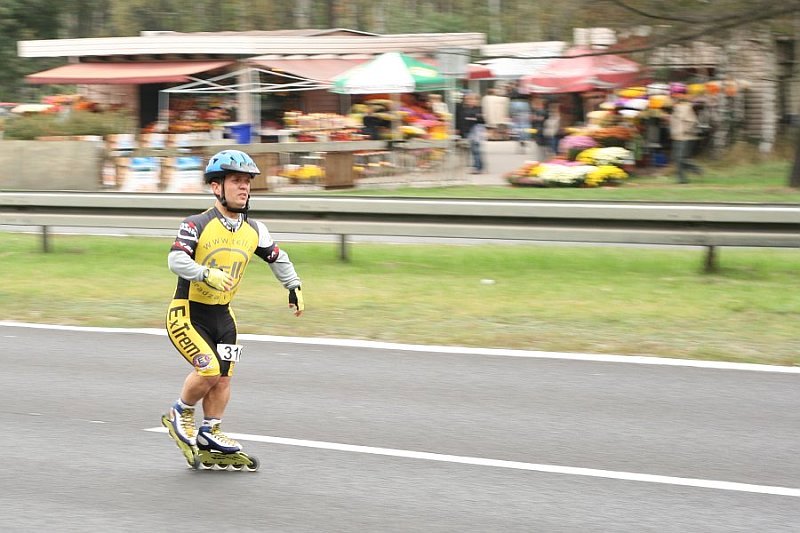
[331,52,447,94]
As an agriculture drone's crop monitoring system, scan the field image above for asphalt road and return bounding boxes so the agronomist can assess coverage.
[3,322,799,532]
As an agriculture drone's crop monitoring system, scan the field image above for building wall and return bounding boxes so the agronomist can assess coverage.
[650,33,784,152]
[728,31,778,151]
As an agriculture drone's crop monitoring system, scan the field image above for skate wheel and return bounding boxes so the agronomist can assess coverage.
[246,456,260,472]
[230,463,243,471]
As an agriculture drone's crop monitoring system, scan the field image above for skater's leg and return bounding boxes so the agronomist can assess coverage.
[180,371,220,406]
[196,376,242,452]
[164,371,219,446]
[201,375,231,420]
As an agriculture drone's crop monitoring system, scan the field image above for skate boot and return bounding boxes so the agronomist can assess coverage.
[196,423,259,471]
[161,402,199,469]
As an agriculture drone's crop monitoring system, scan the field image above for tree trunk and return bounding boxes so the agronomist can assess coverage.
[792,14,800,188]
[790,126,800,188]
[327,0,337,28]
[372,1,387,33]
[294,0,311,28]
[488,0,501,43]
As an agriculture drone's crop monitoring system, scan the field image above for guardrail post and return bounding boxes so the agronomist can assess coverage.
[339,234,349,262]
[41,225,51,253]
[703,245,718,273]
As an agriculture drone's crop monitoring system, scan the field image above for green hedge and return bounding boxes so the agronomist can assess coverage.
[3,110,135,140]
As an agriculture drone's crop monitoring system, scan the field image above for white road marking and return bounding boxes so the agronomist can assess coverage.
[144,427,800,498]
[3,320,799,374]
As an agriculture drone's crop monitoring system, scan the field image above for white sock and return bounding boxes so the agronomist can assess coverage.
[203,418,221,428]
[176,398,194,410]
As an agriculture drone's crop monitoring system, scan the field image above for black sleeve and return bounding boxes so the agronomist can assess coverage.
[255,243,281,263]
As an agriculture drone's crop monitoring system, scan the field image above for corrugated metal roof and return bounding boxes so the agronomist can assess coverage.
[17,32,485,59]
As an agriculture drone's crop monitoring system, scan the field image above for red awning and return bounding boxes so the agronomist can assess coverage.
[25,61,234,85]
[520,47,645,94]
[248,58,369,83]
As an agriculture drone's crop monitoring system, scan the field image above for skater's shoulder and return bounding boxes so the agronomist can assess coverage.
[182,207,217,225]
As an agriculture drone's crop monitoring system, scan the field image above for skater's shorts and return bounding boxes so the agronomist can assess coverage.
[166,299,238,377]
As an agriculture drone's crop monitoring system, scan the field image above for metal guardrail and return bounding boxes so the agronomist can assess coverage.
[1,192,798,270]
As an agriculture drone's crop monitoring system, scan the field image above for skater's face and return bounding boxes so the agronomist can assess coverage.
[213,172,251,213]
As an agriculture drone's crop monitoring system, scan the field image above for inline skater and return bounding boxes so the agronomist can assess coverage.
[161,149,304,469]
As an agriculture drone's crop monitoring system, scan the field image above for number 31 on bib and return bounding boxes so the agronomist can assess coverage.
[217,343,243,362]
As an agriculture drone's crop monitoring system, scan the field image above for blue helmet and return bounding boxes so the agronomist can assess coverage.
[204,150,260,183]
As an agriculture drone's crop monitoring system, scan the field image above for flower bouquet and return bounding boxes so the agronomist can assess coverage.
[506,153,632,188]
[559,134,598,160]
[505,161,544,187]
[589,126,635,147]
[576,147,634,167]
[584,165,629,187]
[532,162,598,187]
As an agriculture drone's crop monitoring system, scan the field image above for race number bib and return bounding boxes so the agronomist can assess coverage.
[217,343,243,362]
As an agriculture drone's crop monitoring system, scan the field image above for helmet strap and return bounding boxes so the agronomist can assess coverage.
[223,195,250,215]
[214,176,250,215]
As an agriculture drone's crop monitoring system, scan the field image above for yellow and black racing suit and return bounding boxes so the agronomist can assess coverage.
[165,207,300,377]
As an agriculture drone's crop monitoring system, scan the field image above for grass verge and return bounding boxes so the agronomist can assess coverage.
[2,233,798,367]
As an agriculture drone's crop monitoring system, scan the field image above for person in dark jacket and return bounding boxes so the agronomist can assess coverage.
[455,92,486,174]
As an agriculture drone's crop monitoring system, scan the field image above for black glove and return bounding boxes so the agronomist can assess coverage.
[288,287,304,316]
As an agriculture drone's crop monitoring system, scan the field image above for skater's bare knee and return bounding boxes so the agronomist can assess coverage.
[208,375,231,391]
[198,373,223,388]
[181,370,221,404]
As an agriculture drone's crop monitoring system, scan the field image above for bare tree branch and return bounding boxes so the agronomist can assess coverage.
[605,0,728,24]
[605,0,800,24]
[511,0,800,61]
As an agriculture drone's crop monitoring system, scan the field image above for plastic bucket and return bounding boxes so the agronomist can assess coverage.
[225,123,251,144]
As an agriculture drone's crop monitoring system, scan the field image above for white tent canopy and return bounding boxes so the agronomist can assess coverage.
[159,65,334,133]
[477,57,555,80]
[476,41,568,80]
[162,66,332,95]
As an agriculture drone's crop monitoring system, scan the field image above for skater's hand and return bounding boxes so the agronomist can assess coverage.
[204,268,233,291]
[288,287,304,317]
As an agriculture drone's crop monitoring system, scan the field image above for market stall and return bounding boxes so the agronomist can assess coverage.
[330,52,455,183]
[504,78,745,188]
[505,85,644,188]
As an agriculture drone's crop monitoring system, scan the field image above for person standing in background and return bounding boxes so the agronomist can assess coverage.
[456,92,487,174]
[509,89,532,153]
[542,102,562,157]
[529,97,548,159]
[669,87,703,184]
[428,93,449,117]
[481,87,510,141]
